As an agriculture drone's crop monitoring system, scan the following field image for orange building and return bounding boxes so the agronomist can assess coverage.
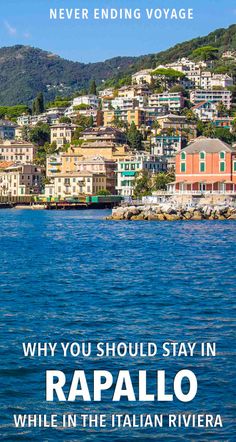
[172,137,236,194]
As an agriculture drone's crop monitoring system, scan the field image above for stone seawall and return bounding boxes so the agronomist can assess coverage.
[107,204,236,221]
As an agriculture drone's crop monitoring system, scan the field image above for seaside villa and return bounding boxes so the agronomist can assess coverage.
[168,137,236,194]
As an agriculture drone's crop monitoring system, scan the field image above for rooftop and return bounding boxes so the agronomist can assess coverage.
[182,137,236,154]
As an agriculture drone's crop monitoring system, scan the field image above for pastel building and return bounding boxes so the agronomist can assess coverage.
[0,163,42,196]
[170,137,236,194]
[116,154,167,196]
[148,93,184,111]
[190,90,232,110]
[0,140,36,164]
[50,123,77,148]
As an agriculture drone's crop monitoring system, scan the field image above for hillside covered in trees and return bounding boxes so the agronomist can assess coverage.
[0,24,235,105]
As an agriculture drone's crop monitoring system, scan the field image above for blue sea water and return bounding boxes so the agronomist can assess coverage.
[0,209,235,442]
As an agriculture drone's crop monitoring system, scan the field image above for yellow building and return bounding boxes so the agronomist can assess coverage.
[103,109,145,128]
[45,170,110,199]
[50,123,77,148]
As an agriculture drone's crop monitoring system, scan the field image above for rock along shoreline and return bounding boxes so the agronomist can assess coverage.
[106,203,236,221]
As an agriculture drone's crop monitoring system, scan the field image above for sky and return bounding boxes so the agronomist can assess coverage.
[0,0,236,63]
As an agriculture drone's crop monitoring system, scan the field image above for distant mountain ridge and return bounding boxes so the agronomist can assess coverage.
[0,24,235,105]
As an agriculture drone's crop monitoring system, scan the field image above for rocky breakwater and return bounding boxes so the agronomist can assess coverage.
[106,203,236,221]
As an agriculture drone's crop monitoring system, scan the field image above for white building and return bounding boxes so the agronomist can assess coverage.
[211,74,234,89]
[148,93,184,111]
[116,153,167,197]
[132,69,153,85]
[111,97,137,111]
[192,101,217,121]
[190,90,232,109]
[72,95,99,108]
[0,140,36,163]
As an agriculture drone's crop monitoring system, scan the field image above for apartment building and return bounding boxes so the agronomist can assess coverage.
[0,163,42,196]
[116,154,167,196]
[0,120,16,140]
[190,90,232,109]
[0,140,36,163]
[50,123,77,148]
[148,93,184,111]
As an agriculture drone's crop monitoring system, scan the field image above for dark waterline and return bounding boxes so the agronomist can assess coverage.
[0,210,236,441]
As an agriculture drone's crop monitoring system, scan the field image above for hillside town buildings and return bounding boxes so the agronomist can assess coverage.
[2,53,235,200]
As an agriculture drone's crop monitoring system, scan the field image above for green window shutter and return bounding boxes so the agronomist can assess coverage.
[200,162,205,172]
[220,162,225,172]
[200,152,205,160]
[234,162,236,172]
[220,152,225,159]
[181,163,186,172]
[181,152,186,160]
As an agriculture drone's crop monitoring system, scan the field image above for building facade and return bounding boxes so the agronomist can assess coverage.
[171,137,236,194]
[0,140,36,164]
[50,123,77,148]
[116,154,167,196]
[190,90,232,109]
[0,163,42,196]
[0,120,16,140]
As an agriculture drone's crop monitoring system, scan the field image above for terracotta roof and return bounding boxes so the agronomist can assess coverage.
[192,101,209,109]
[0,161,15,169]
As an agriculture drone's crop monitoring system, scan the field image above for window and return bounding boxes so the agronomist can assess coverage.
[200,162,205,172]
[181,152,186,160]
[233,161,236,172]
[220,151,225,159]
[200,151,205,160]
[220,162,225,172]
[181,163,186,173]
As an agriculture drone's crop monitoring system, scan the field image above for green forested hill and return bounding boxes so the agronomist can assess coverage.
[0,24,235,105]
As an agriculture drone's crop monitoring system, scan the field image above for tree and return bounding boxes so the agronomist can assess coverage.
[29,122,50,146]
[59,116,71,124]
[169,85,186,95]
[216,101,229,117]
[152,120,160,136]
[0,105,30,120]
[21,125,30,141]
[32,93,44,115]
[89,80,97,95]
[151,68,185,89]
[111,115,127,130]
[96,189,112,196]
[152,172,175,191]
[182,108,198,122]
[88,115,94,127]
[133,170,151,197]
[127,122,143,150]
[215,128,235,144]
[191,46,219,62]
[203,123,216,138]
